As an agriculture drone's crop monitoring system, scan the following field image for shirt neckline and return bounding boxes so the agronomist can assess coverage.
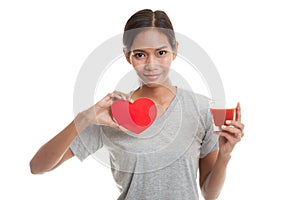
[125,87,181,137]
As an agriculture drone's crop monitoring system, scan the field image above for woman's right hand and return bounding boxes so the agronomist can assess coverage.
[80,91,133,129]
[30,91,132,174]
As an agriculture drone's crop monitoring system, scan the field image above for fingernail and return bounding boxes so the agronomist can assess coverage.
[226,120,231,124]
[222,125,227,129]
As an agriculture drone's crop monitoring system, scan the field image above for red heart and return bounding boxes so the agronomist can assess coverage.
[111,98,157,134]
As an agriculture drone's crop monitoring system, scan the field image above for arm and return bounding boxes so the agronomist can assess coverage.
[30,92,131,174]
[199,150,230,200]
[29,114,89,174]
[199,103,244,200]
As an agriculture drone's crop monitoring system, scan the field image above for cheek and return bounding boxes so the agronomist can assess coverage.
[130,60,144,74]
[160,56,173,67]
[131,60,143,70]
[130,56,144,67]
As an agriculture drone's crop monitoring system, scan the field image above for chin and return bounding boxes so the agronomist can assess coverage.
[144,81,170,88]
[142,81,159,88]
[140,76,170,88]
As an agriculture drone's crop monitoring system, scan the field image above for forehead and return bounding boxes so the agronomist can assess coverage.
[131,29,171,50]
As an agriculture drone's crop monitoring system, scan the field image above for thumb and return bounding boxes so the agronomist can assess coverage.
[109,121,120,129]
[235,102,242,122]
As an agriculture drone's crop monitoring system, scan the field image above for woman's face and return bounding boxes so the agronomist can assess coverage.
[125,29,177,87]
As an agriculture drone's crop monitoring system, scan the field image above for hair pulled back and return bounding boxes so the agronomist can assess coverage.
[123,9,176,53]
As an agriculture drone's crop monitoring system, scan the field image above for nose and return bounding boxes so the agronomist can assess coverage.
[145,55,156,71]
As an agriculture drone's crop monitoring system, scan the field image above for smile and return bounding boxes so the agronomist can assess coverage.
[144,74,161,81]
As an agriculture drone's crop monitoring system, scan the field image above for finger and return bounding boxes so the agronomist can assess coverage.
[95,94,114,108]
[110,117,127,131]
[117,91,133,103]
[235,102,242,122]
[100,93,113,102]
[109,121,121,130]
[113,91,130,99]
[218,131,241,145]
[225,120,245,131]
[128,97,134,103]
[111,92,123,100]
[99,93,115,105]
[221,125,242,138]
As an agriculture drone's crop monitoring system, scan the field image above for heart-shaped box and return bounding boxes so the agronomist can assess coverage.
[111,98,157,134]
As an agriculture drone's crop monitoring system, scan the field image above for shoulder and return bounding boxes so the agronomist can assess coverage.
[177,87,211,111]
[177,88,213,134]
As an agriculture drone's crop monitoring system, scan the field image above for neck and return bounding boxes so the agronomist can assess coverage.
[132,79,176,105]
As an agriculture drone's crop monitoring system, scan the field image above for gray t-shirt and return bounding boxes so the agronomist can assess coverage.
[70,88,219,200]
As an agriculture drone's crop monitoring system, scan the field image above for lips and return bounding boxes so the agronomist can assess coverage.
[144,74,161,81]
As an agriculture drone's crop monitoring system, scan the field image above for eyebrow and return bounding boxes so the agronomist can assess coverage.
[131,46,169,53]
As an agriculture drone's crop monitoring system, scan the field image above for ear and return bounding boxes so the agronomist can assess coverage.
[123,48,131,64]
[172,42,179,60]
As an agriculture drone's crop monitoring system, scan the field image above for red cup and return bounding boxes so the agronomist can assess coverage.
[210,101,236,131]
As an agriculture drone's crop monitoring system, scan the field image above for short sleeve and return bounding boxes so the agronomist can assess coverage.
[70,124,103,161]
[200,108,219,158]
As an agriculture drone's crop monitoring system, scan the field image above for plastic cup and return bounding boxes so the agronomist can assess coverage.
[210,100,236,132]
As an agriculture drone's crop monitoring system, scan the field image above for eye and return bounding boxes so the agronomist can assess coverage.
[158,50,167,56]
[134,53,145,58]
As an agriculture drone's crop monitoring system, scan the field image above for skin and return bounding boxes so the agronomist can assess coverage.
[30,28,245,200]
[124,29,178,116]
[200,103,244,199]
[29,92,130,174]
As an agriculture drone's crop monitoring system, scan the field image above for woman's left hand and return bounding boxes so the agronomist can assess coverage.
[217,102,244,157]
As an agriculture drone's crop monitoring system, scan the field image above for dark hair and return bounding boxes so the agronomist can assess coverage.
[123,9,177,53]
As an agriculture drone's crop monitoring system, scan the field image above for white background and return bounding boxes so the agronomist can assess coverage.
[1,0,300,199]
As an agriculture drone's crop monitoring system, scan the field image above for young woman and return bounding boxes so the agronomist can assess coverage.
[30,9,244,200]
